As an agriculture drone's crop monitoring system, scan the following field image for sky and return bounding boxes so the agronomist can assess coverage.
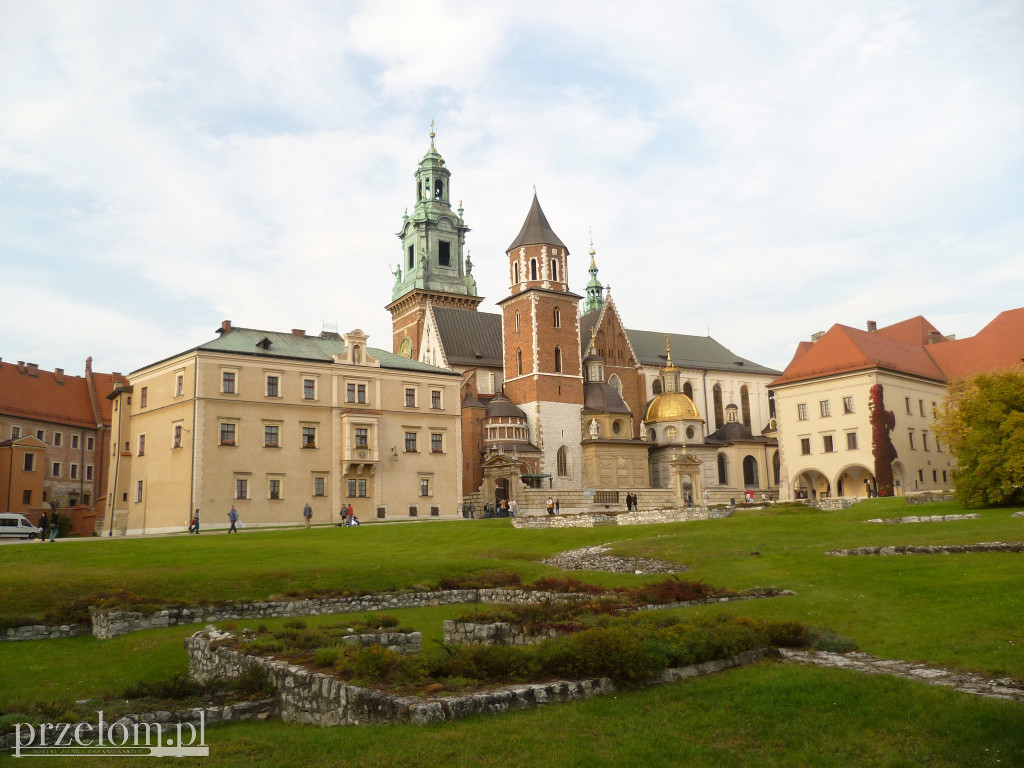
[1,0,1022,378]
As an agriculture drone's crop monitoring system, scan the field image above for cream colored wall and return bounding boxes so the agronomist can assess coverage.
[116,349,462,534]
[642,366,776,436]
[582,441,649,488]
[773,370,955,500]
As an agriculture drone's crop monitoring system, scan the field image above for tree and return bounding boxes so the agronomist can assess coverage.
[935,367,1024,506]
[868,384,898,496]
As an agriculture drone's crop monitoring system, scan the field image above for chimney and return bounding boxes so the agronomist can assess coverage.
[217,320,233,335]
[85,356,93,374]
[945,334,956,341]
[17,361,26,373]
[55,368,64,384]
[26,363,39,376]
[927,331,944,345]
[866,320,877,333]
[810,331,825,343]
[112,372,121,379]
[291,329,306,337]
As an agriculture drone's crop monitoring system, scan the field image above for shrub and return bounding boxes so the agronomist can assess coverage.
[530,576,606,595]
[438,570,522,590]
[809,627,858,652]
[447,644,528,682]
[534,627,670,682]
[122,671,210,701]
[626,576,716,604]
[375,614,400,628]
[282,618,307,630]
[233,662,275,698]
[764,621,811,648]
[311,647,342,669]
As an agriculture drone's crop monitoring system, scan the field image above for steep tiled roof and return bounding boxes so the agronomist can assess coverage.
[431,307,503,368]
[0,361,125,428]
[139,328,458,376]
[506,194,566,251]
[772,307,1024,386]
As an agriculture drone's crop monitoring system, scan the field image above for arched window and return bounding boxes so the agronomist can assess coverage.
[513,262,520,284]
[740,385,751,428]
[554,347,562,373]
[551,259,559,281]
[557,446,568,476]
[772,451,781,485]
[434,179,443,200]
[516,349,523,376]
[743,456,758,487]
[652,379,663,396]
[649,429,656,442]
[515,311,520,332]
[608,374,621,393]
[683,381,693,400]
[553,307,560,328]
[717,454,728,485]
[713,385,724,430]
[530,259,538,280]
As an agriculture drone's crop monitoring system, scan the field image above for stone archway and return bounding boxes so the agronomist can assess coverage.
[834,464,876,498]
[792,469,830,500]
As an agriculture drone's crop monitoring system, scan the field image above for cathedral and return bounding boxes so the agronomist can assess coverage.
[387,132,782,510]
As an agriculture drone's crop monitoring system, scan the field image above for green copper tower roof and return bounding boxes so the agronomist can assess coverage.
[582,230,604,315]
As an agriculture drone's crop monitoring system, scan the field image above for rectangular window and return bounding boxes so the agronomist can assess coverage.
[355,428,368,449]
[71,434,80,449]
[176,374,184,397]
[52,431,61,446]
[420,477,431,497]
[819,400,831,418]
[347,383,356,402]
[138,434,146,456]
[70,463,79,480]
[919,399,925,416]
[842,396,854,414]
[36,429,45,441]
[86,436,94,451]
[936,437,942,452]
[11,426,21,439]
[220,423,236,446]
[846,432,858,450]
[347,479,367,498]
[140,387,148,407]
[922,432,929,451]
[942,470,947,483]
[266,375,279,398]
[173,424,182,449]
[431,433,443,453]
[438,240,451,266]
[932,470,937,482]
[302,426,317,448]
[86,465,94,481]
[800,438,811,455]
[918,469,924,481]
[908,431,915,449]
[235,478,248,500]
[358,384,366,403]
[22,489,32,505]
[905,397,911,414]
[405,388,417,407]
[83,494,90,505]
[797,403,808,421]
[264,425,279,447]
[405,431,418,452]
[314,477,325,497]
[269,479,281,500]
[23,453,35,471]
[135,480,143,503]
[409,506,418,517]
[222,371,236,394]
[52,462,61,477]
[303,378,316,400]
[823,435,834,453]
[431,390,442,409]
[347,479,356,497]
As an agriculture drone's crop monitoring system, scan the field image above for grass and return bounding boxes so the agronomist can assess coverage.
[1,497,1023,766]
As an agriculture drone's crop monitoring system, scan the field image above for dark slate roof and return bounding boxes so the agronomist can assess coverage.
[705,421,775,446]
[137,327,458,376]
[506,194,566,251]
[583,382,632,414]
[432,307,504,368]
[625,327,780,376]
[485,394,528,420]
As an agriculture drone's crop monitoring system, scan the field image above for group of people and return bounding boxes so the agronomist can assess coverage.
[545,497,561,515]
[624,492,639,511]
[35,511,60,542]
[337,504,358,526]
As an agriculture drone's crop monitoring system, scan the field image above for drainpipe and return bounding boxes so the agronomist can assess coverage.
[5,446,12,512]
[108,400,121,536]
[187,353,198,527]
[79,429,86,503]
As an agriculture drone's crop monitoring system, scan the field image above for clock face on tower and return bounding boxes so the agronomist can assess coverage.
[399,336,413,359]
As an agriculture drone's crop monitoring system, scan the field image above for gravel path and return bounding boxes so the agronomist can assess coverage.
[541,544,684,574]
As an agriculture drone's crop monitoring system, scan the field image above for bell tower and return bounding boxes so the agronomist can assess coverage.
[498,193,584,488]
[387,125,482,358]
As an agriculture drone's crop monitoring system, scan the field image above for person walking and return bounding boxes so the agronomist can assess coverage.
[190,509,200,534]
[346,504,355,527]
[37,511,48,542]
[48,511,60,542]
[227,506,239,533]
[302,502,313,529]
[509,499,517,517]
[555,499,560,515]
[546,497,554,515]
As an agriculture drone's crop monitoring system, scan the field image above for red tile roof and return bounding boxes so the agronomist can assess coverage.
[772,307,1024,387]
[0,361,128,428]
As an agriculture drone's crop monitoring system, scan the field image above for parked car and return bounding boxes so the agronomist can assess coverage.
[0,513,40,539]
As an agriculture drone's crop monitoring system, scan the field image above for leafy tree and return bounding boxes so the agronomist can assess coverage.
[935,367,1024,506]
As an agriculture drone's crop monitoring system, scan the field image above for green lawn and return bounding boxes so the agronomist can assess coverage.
[2,497,1023,766]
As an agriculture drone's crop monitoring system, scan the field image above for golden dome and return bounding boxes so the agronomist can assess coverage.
[644,392,704,423]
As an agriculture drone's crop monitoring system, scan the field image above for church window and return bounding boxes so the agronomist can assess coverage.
[743,456,758,487]
[513,262,520,283]
[554,347,562,373]
[553,307,560,328]
[649,429,656,442]
[516,349,523,376]
[551,259,559,281]
[664,426,677,441]
[685,426,695,439]
[741,386,751,427]
[713,385,724,430]
[608,374,621,393]
[612,420,622,435]
[556,446,568,477]
[683,381,693,400]
[530,259,538,280]
[439,240,451,266]
[652,379,663,396]
[515,311,520,332]
[717,454,728,485]
[408,245,414,269]
[434,179,443,200]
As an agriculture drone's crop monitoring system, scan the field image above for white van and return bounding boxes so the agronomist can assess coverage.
[0,513,40,539]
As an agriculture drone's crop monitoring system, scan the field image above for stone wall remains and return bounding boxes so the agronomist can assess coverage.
[828,541,1024,556]
[511,507,730,529]
[2,623,90,642]
[443,621,566,647]
[865,514,979,524]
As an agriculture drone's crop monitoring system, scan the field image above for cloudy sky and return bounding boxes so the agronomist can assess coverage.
[2,1,1022,377]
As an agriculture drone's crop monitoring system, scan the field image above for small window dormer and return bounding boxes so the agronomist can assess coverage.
[257,337,272,351]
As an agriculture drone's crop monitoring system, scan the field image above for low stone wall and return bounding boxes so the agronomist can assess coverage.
[816,498,859,511]
[340,631,421,654]
[88,588,599,640]
[1012,511,1024,518]
[511,507,726,529]
[443,621,566,647]
[2,623,90,642]
[827,541,1024,557]
[905,492,956,505]
[865,514,979,524]
[186,626,771,727]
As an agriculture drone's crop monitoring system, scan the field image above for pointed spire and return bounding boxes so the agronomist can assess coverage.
[506,193,566,251]
[430,119,436,147]
[583,227,604,315]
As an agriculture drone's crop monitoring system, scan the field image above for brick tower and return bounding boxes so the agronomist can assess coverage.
[386,127,482,358]
[497,194,585,488]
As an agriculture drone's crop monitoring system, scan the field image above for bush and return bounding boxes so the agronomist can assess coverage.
[375,614,400,628]
[122,671,209,701]
[530,576,606,595]
[282,618,307,630]
[809,627,858,652]
[627,576,716,605]
[438,570,522,590]
[233,662,275,698]
[311,647,342,669]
